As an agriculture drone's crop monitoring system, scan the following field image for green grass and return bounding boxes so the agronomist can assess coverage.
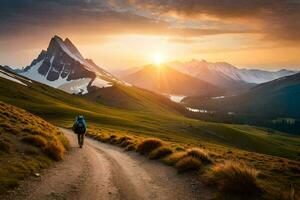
[1,75,300,198]
[87,126,300,199]
[0,77,299,161]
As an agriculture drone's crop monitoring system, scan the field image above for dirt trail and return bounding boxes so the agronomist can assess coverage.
[3,129,213,200]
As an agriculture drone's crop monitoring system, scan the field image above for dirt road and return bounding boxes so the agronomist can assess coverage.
[3,129,212,200]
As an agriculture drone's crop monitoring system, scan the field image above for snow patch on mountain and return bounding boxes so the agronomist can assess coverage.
[169,95,186,103]
[58,78,92,94]
[0,69,27,86]
[91,78,112,88]
[21,59,70,88]
[18,35,132,94]
[171,59,297,84]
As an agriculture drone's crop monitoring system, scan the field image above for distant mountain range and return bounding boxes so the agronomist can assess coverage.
[184,72,300,119]
[170,59,297,85]
[16,35,127,94]
[122,65,223,97]
[117,60,297,93]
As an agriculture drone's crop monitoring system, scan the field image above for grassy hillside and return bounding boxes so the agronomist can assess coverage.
[86,127,300,199]
[183,73,300,135]
[1,70,300,199]
[0,101,69,194]
[184,73,300,119]
[0,73,299,161]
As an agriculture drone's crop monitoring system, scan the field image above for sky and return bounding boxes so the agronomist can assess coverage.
[0,0,300,71]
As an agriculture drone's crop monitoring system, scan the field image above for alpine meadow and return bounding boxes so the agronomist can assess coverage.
[1,1,300,200]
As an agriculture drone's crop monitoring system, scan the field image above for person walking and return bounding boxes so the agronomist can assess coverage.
[72,115,87,148]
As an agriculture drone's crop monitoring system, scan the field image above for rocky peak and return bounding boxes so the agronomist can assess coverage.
[19,35,120,94]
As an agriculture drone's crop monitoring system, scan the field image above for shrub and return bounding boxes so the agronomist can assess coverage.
[109,137,119,145]
[57,134,70,150]
[120,139,134,148]
[162,151,187,166]
[99,135,111,143]
[22,135,47,147]
[186,148,212,164]
[211,161,261,195]
[175,146,185,151]
[117,136,131,145]
[124,144,136,151]
[176,156,202,173]
[94,135,102,141]
[110,135,117,139]
[44,140,65,161]
[148,146,173,159]
[136,138,163,155]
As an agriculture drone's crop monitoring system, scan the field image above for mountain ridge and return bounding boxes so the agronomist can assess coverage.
[170,59,297,87]
[122,64,224,97]
[184,72,300,120]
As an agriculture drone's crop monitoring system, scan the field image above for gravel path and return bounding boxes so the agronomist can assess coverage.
[2,128,213,200]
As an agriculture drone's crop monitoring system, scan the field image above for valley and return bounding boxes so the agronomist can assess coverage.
[1,35,300,200]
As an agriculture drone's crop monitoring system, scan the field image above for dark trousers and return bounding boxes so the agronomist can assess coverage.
[77,133,85,146]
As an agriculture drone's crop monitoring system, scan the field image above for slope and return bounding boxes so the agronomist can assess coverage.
[0,101,69,193]
[184,72,300,119]
[0,67,299,161]
[122,65,223,97]
[171,59,297,86]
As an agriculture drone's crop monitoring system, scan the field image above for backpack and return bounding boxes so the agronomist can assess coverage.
[74,121,86,134]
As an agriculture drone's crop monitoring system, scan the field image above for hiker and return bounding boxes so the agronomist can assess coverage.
[73,115,87,148]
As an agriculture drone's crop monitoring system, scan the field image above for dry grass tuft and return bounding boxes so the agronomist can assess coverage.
[124,144,136,151]
[120,139,133,148]
[162,151,187,166]
[176,156,202,173]
[22,135,47,147]
[148,146,173,159]
[98,134,111,143]
[0,102,70,193]
[211,161,261,195]
[186,148,212,164]
[57,134,70,150]
[136,138,163,155]
[44,140,65,161]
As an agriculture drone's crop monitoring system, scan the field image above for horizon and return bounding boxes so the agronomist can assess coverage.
[3,35,300,73]
[1,1,300,71]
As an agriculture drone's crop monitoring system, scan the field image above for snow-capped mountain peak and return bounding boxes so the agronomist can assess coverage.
[20,35,126,94]
[170,59,297,88]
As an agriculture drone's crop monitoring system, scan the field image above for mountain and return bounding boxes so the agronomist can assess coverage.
[1,65,24,74]
[111,66,141,78]
[19,35,125,94]
[170,59,297,90]
[122,65,224,97]
[184,72,300,119]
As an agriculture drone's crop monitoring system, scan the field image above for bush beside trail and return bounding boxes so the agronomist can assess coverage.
[0,102,69,194]
[85,127,271,199]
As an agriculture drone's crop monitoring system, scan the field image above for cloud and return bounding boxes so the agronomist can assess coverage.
[0,0,257,41]
[110,0,300,42]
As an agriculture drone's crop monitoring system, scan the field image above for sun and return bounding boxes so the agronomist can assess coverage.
[153,53,165,66]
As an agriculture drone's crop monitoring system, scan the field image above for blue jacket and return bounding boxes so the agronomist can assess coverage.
[73,116,87,133]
